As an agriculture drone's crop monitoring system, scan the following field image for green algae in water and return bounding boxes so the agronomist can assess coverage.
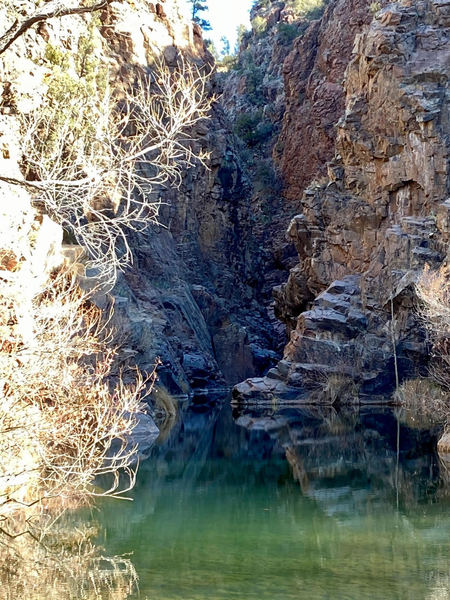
[93,404,449,600]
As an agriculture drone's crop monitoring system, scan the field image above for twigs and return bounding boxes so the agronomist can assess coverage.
[18,57,213,289]
[0,0,116,56]
[416,265,450,391]
[0,261,154,505]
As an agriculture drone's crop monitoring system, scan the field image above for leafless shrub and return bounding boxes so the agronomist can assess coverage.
[3,57,213,288]
[0,253,144,590]
[416,265,450,391]
[0,256,155,508]
[0,0,116,55]
[393,378,449,428]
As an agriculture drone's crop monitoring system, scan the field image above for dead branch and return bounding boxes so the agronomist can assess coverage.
[16,57,213,288]
[416,264,450,391]
[0,0,116,55]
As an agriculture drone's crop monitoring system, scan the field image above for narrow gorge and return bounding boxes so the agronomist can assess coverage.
[90,0,449,403]
[0,0,449,598]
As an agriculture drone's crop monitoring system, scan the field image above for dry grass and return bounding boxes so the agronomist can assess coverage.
[416,264,450,391]
[303,370,359,404]
[0,246,151,595]
[151,385,178,443]
[0,243,153,509]
[394,378,449,429]
[321,373,359,404]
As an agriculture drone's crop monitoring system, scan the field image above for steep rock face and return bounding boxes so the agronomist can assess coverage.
[275,0,373,201]
[235,0,450,402]
[0,0,280,395]
[219,0,373,328]
[113,114,279,392]
[219,2,302,305]
[221,1,296,122]
[96,3,280,391]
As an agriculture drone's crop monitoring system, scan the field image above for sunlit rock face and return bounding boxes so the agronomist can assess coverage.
[235,0,450,401]
[276,0,373,203]
[0,0,281,395]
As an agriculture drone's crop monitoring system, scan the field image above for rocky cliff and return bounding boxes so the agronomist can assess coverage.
[2,0,448,404]
[234,0,450,402]
[275,0,373,200]
[103,9,281,393]
[0,0,283,398]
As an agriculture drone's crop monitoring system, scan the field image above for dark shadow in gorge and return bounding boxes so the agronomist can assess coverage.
[97,397,448,533]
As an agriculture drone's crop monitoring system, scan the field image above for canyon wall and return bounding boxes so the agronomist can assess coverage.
[2,0,448,402]
[234,0,450,401]
[0,0,281,397]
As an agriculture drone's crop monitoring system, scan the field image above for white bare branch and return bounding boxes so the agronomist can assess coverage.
[17,57,213,288]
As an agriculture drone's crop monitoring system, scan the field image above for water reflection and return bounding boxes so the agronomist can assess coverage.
[0,504,138,600]
[90,400,449,600]
[234,405,447,510]
[3,401,446,599]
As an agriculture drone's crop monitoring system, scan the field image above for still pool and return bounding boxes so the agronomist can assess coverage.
[92,402,449,600]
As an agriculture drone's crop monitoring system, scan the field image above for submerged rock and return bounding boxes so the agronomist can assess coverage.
[110,411,160,465]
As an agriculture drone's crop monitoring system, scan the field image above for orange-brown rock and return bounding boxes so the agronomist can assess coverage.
[235,0,450,402]
[276,0,373,202]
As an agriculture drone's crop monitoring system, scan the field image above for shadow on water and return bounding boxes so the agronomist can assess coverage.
[87,396,450,600]
[3,395,446,599]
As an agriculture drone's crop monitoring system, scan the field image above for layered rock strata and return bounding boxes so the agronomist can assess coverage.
[235,0,450,402]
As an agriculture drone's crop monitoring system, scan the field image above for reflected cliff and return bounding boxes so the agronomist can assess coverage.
[89,398,449,600]
[3,400,446,600]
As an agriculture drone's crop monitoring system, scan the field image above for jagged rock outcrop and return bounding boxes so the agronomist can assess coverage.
[219,0,374,342]
[221,1,297,123]
[3,0,448,403]
[94,2,282,392]
[235,0,450,402]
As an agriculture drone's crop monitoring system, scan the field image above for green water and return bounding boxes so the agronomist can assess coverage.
[94,403,449,600]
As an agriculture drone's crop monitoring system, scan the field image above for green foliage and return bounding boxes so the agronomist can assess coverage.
[249,0,328,46]
[287,0,328,18]
[251,15,267,36]
[251,0,271,9]
[219,54,238,71]
[38,24,109,168]
[44,44,70,69]
[235,24,249,52]
[220,35,230,57]
[277,22,302,45]
[370,1,381,13]
[188,0,211,30]
[215,35,238,71]
[234,111,261,144]
[254,159,282,196]
[235,54,265,105]
[205,39,219,60]
[234,111,274,146]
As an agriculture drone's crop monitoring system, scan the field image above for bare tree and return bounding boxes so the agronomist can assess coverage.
[1,57,213,288]
[0,0,116,55]
[0,0,214,513]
